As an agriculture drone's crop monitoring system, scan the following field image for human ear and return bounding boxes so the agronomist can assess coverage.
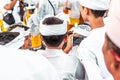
[111,49,120,62]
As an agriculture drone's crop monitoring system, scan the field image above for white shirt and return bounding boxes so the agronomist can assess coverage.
[57,0,67,13]
[12,0,21,23]
[0,46,60,80]
[65,0,80,18]
[28,0,59,27]
[0,0,12,28]
[38,0,59,20]
[0,0,21,27]
[0,0,11,14]
[77,27,113,80]
[39,48,85,80]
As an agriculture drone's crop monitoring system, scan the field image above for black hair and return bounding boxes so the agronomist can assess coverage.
[90,9,106,18]
[41,17,66,47]
[42,35,66,47]
[81,6,106,18]
[106,34,120,57]
[42,17,63,25]
[31,9,35,12]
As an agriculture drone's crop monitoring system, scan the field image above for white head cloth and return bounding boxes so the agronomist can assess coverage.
[26,4,36,10]
[40,19,67,36]
[25,0,36,9]
[79,0,110,10]
[73,24,91,36]
[106,16,120,48]
[108,0,120,17]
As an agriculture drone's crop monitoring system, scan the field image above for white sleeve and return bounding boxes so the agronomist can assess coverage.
[75,58,85,80]
[37,0,46,19]
[77,42,113,80]
[78,47,102,80]
[28,14,40,27]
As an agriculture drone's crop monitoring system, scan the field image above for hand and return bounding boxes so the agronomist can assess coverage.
[20,35,32,49]
[63,34,73,53]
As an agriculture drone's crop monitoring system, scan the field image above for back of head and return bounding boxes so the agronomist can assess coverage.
[42,17,63,25]
[79,0,110,10]
[106,16,120,54]
[106,0,120,49]
[40,16,67,47]
[79,0,110,18]
[104,16,120,80]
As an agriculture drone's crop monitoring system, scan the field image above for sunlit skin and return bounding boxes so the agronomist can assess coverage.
[102,36,120,80]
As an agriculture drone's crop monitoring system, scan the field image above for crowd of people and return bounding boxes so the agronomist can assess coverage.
[0,0,120,80]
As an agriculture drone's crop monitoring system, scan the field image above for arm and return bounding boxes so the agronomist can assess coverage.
[28,14,40,27]
[63,34,73,53]
[4,0,17,10]
[37,1,46,20]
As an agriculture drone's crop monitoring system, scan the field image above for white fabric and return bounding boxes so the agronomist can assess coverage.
[106,16,120,48]
[108,0,120,17]
[40,21,67,36]
[28,14,40,27]
[77,27,113,80]
[79,0,110,10]
[0,0,11,14]
[66,0,80,18]
[56,12,70,23]
[28,0,59,26]
[73,24,91,36]
[0,11,3,19]
[0,0,11,28]
[0,0,21,24]
[4,29,30,49]
[57,0,66,13]
[25,0,36,10]
[25,0,36,5]
[38,0,59,20]
[12,0,21,23]
[0,46,60,80]
[26,4,36,10]
[37,48,85,80]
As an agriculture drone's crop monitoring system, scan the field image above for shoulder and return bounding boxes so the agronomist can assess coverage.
[0,47,59,80]
[62,53,81,65]
[80,27,105,46]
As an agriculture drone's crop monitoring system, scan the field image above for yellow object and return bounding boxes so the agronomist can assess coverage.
[23,13,31,25]
[0,11,8,32]
[58,4,63,8]
[0,19,7,32]
[67,17,80,30]
[67,16,84,30]
[31,33,42,48]
[69,17,79,25]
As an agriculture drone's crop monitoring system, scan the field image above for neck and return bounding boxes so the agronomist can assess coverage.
[46,40,64,49]
[46,46,61,49]
[114,71,120,80]
[113,63,120,80]
[89,17,104,29]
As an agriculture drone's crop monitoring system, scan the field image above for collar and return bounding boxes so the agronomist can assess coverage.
[89,27,105,35]
[42,48,64,58]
